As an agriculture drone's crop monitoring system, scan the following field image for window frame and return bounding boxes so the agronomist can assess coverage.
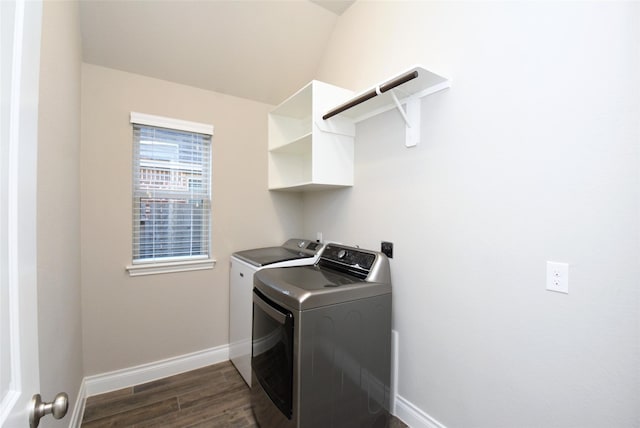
[126,112,215,277]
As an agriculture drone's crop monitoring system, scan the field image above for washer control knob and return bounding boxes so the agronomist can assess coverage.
[298,241,305,248]
[337,250,346,259]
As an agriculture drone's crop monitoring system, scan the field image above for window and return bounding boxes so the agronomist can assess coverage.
[127,113,214,276]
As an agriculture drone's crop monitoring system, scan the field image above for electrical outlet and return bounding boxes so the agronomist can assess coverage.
[316,232,323,243]
[546,261,569,294]
[381,241,393,258]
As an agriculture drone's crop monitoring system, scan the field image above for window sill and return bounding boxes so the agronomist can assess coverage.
[126,258,216,277]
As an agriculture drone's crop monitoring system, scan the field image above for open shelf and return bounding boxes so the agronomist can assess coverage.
[269,133,312,154]
[268,182,349,192]
[268,149,312,189]
[268,114,312,151]
[323,65,450,123]
[268,80,354,191]
[270,83,312,119]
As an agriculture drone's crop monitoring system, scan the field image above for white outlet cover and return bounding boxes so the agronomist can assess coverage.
[546,261,569,294]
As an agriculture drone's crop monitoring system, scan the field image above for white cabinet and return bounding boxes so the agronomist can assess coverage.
[229,257,256,386]
[268,80,354,191]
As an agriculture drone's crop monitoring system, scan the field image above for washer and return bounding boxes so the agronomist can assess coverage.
[251,243,392,428]
[229,239,325,386]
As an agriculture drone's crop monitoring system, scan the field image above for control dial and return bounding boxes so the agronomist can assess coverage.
[337,250,347,259]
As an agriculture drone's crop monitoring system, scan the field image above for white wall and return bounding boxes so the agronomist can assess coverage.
[37,1,84,425]
[80,64,302,375]
[306,2,640,427]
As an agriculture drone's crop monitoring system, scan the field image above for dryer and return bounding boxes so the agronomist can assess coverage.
[251,243,392,428]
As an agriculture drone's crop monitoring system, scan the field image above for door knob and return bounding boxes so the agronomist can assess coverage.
[29,392,68,428]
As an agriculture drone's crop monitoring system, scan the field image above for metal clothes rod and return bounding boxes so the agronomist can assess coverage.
[322,70,419,120]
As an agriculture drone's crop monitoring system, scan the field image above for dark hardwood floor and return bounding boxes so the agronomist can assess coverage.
[81,360,408,427]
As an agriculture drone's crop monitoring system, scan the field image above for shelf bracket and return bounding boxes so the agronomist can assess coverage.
[389,90,410,127]
[405,98,420,148]
[389,89,420,148]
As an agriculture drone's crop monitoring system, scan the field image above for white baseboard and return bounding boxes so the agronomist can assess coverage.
[71,343,441,428]
[394,394,447,428]
[68,345,228,427]
[67,379,87,428]
[391,330,399,415]
[84,344,229,398]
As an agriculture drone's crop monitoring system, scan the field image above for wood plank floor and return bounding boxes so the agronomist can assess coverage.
[81,361,408,427]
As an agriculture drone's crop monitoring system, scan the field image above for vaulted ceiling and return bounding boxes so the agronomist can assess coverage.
[79,0,355,106]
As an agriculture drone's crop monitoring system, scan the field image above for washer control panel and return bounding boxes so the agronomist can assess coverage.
[306,242,320,251]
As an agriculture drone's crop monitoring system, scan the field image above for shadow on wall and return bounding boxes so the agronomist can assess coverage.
[268,191,305,236]
[300,187,354,244]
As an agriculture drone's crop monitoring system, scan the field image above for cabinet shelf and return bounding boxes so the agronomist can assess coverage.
[268,80,354,191]
[268,182,349,192]
[269,133,311,154]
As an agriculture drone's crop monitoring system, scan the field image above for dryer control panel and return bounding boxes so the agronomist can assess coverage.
[319,244,378,279]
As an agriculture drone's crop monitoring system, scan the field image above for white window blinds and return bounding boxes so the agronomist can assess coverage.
[131,115,212,263]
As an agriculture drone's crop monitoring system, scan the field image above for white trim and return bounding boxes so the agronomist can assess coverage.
[390,328,446,428]
[131,254,209,265]
[394,394,448,428]
[0,391,20,425]
[130,112,214,136]
[68,379,87,428]
[1,0,42,425]
[391,330,399,415]
[84,345,229,397]
[126,258,216,277]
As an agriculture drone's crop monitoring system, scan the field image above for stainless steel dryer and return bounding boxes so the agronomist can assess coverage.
[251,243,392,428]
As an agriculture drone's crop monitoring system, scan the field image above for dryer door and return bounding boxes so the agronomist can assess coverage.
[251,289,294,419]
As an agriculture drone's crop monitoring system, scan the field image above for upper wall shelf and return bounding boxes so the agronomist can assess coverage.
[322,65,450,147]
[268,80,355,191]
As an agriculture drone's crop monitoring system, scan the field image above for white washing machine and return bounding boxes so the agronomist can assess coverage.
[229,238,325,386]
